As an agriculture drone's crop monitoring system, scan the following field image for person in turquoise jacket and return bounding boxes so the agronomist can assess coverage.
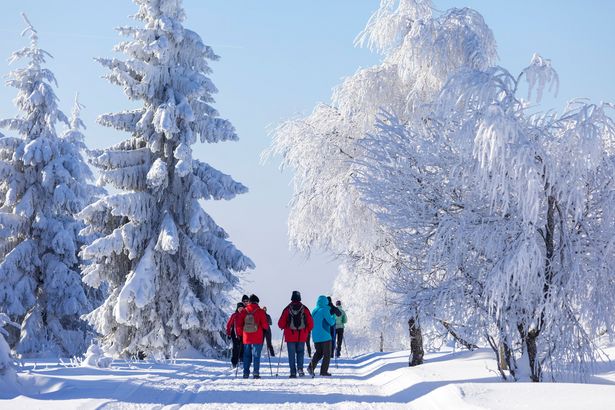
[307,295,336,377]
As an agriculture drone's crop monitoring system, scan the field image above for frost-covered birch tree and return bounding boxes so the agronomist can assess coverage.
[269,0,497,358]
[80,0,254,358]
[358,53,615,381]
[0,16,99,357]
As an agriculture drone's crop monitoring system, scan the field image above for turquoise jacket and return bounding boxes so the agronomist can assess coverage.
[311,295,335,343]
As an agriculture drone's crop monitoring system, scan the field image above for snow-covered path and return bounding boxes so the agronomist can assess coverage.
[2,349,615,409]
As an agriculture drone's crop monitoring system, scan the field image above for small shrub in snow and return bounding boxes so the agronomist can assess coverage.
[82,342,113,368]
[0,313,18,375]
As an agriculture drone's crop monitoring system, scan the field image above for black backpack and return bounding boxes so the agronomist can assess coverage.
[287,304,306,331]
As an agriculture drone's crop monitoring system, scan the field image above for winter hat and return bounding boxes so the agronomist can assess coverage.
[291,291,301,302]
[241,294,249,303]
[249,294,260,304]
[236,302,244,309]
[335,300,341,306]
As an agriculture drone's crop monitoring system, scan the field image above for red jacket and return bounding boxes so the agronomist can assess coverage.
[226,311,242,338]
[237,303,269,345]
[277,302,314,343]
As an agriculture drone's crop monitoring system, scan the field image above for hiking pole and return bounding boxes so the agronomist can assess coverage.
[275,333,285,377]
[266,345,273,376]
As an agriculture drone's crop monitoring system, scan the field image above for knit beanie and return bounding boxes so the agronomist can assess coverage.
[249,294,259,304]
[291,290,301,302]
[241,294,249,303]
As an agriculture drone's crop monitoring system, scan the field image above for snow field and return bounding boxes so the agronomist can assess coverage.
[2,347,614,409]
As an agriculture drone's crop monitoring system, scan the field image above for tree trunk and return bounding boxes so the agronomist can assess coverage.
[526,329,541,382]
[498,342,509,370]
[408,317,424,366]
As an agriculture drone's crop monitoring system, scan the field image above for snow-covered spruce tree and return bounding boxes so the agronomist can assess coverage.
[0,16,99,357]
[357,55,615,381]
[80,0,254,358]
[269,0,496,359]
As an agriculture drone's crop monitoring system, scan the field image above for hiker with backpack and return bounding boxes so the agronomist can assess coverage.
[263,306,275,357]
[327,296,342,357]
[334,300,347,358]
[307,295,336,377]
[225,302,245,368]
[277,291,314,378]
[237,294,269,379]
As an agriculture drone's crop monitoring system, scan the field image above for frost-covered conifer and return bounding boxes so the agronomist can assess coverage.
[80,0,254,358]
[0,16,98,357]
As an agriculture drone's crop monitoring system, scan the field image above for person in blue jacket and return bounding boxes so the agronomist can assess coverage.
[307,295,336,377]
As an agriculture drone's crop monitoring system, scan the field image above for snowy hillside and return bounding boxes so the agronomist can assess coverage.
[2,347,614,409]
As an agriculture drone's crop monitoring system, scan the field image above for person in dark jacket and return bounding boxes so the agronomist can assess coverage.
[327,296,342,356]
[263,306,275,357]
[225,302,245,368]
[278,291,314,378]
[237,294,269,379]
[307,295,336,377]
[334,300,347,357]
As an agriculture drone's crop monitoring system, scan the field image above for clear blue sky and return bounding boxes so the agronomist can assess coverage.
[1,1,614,338]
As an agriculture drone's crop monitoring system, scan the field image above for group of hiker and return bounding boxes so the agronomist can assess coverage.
[225,291,348,379]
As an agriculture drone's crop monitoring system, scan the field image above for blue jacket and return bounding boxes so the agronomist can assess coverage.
[311,295,336,343]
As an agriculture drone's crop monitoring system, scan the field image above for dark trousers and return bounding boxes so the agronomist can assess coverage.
[335,328,344,357]
[330,326,337,356]
[231,336,243,367]
[264,328,275,356]
[306,331,312,357]
[308,340,332,375]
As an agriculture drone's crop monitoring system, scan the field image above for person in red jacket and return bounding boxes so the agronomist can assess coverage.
[278,290,314,378]
[237,294,269,379]
[225,302,244,368]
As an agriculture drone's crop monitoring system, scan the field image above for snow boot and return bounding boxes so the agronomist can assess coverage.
[289,374,297,378]
[298,369,305,377]
[307,365,314,378]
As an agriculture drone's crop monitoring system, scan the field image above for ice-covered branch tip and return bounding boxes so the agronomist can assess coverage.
[70,93,86,130]
[522,53,559,103]
[355,0,433,53]
[20,12,38,42]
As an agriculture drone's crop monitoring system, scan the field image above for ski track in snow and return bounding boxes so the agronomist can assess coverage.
[2,349,615,409]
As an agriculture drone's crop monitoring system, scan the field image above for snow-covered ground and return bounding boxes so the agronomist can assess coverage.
[2,347,615,409]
